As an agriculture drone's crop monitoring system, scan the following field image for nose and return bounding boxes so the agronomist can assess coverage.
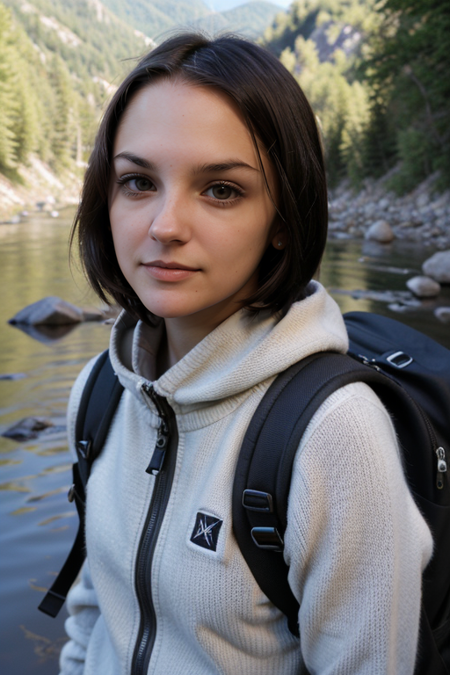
[148,192,191,246]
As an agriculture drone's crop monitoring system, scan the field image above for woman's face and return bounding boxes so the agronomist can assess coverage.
[109,79,280,325]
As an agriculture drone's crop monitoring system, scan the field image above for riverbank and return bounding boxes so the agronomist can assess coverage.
[1,161,450,250]
[0,156,82,223]
[329,172,450,249]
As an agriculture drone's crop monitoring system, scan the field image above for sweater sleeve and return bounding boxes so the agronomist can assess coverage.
[59,355,105,675]
[284,382,433,675]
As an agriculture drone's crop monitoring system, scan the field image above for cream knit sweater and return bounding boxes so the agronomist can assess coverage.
[59,282,432,675]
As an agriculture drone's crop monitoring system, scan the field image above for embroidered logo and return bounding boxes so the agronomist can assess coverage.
[190,512,223,552]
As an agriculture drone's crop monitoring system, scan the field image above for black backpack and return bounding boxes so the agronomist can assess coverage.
[38,311,450,674]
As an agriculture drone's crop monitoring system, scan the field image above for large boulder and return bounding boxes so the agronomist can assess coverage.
[406,276,441,298]
[365,220,395,243]
[9,296,85,326]
[422,250,450,283]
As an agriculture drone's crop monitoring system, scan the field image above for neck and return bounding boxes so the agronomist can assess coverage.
[162,301,245,370]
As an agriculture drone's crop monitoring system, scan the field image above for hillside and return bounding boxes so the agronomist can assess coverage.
[100,0,210,39]
[262,0,450,192]
[0,0,287,220]
[195,2,281,39]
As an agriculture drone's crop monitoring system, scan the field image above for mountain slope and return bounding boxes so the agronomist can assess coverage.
[100,0,210,39]
[196,1,281,38]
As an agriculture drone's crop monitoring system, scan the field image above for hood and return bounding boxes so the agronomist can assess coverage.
[109,281,348,416]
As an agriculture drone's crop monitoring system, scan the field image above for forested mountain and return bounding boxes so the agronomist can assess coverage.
[0,0,280,181]
[262,0,450,191]
[0,0,154,175]
[1,0,448,201]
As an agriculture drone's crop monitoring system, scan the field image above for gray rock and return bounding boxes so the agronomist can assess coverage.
[2,417,53,441]
[434,307,450,323]
[0,373,27,381]
[364,203,377,218]
[406,276,441,298]
[9,296,85,326]
[422,250,450,283]
[328,220,347,232]
[365,220,395,243]
[378,198,390,210]
[416,193,429,209]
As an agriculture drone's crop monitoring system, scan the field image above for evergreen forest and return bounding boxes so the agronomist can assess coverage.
[0,0,449,195]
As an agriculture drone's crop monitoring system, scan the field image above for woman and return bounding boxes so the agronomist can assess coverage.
[60,32,432,675]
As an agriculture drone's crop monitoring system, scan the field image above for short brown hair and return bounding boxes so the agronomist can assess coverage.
[72,32,328,323]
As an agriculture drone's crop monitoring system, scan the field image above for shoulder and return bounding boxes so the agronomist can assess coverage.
[292,381,403,498]
[285,380,432,562]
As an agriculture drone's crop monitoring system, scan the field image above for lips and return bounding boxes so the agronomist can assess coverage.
[143,260,199,271]
[142,260,200,281]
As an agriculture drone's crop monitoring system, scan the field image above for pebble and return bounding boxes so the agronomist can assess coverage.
[434,307,450,323]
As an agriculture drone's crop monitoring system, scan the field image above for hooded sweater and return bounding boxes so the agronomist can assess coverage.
[59,282,433,675]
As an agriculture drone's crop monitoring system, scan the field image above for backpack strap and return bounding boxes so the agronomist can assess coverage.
[38,350,124,617]
[232,350,431,637]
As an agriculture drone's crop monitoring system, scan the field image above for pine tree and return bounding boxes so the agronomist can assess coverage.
[0,4,19,170]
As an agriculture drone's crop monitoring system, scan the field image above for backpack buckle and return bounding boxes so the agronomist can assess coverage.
[386,351,413,368]
[242,489,274,512]
[76,439,92,460]
[251,527,284,551]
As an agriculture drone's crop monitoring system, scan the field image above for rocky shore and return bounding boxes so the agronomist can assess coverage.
[328,173,450,249]
[0,156,81,222]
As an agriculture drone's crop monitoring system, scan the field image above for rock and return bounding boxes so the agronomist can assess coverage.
[328,220,347,232]
[378,198,390,210]
[81,305,121,322]
[9,296,85,326]
[2,417,53,442]
[365,220,395,243]
[422,250,450,283]
[416,193,429,209]
[406,276,441,298]
[434,307,450,323]
[364,203,377,218]
[0,373,27,381]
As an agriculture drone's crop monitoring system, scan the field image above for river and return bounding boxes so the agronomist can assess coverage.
[0,211,449,674]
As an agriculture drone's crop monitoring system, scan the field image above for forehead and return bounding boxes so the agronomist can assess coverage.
[114,79,260,163]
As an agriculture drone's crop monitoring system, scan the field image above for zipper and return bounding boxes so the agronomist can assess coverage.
[131,384,178,675]
[436,447,448,490]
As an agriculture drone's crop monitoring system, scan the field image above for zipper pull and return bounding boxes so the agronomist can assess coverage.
[436,447,447,490]
[142,384,170,476]
[146,420,169,475]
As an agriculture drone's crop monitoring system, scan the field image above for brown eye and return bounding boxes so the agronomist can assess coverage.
[134,177,153,191]
[212,184,233,199]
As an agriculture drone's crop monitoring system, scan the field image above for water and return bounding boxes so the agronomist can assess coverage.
[0,213,449,674]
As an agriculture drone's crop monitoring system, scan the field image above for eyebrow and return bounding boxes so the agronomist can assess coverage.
[193,161,259,175]
[113,152,154,169]
[113,152,259,175]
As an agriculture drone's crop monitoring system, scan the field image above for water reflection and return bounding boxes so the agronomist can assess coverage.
[0,213,449,674]
[10,323,78,344]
